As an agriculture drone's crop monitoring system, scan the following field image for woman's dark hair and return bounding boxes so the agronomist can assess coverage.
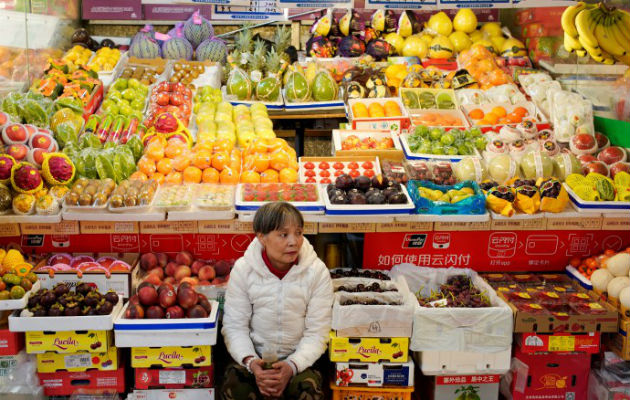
[253,202,304,235]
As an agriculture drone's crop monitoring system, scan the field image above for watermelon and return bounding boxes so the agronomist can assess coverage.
[162,37,194,60]
[168,22,186,39]
[196,37,227,63]
[129,26,161,59]
[183,10,214,49]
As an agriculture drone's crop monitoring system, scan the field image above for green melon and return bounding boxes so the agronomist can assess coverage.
[256,77,281,102]
[596,179,616,201]
[226,68,252,100]
[285,70,310,103]
[311,71,338,102]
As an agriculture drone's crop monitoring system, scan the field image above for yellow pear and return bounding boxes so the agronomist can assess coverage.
[448,31,472,53]
[427,11,453,36]
[453,8,478,33]
[429,35,455,59]
[419,33,434,47]
[490,35,507,53]
[402,35,428,58]
[384,32,405,55]
[501,38,527,57]
[469,30,484,42]
[481,22,502,38]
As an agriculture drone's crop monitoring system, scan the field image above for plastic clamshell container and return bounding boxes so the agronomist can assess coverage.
[234,183,325,214]
[113,300,219,347]
[408,108,470,130]
[564,183,630,212]
[346,97,411,134]
[406,180,486,215]
[193,184,235,211]
[299,156,382,184]
[322,185,415,216]
[399,133,482,162]
[399,88,459,110]
[153,184,194,212]
[461,101,550,133]
[0,280,40,311]
[332,129,404,158]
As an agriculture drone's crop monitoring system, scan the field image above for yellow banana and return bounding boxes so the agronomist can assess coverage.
[611,10,630,42]
[561,2,588,39]
[614,53,630,66]
[595,15,626,57]
[607,17,630,54]
[575,6,604,49]
[580,36,604,59]
[564,32,584,52]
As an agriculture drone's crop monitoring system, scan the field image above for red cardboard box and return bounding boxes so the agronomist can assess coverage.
[0,327,24,356]
[141,4,212,21]
[135,366,214,389]
[518,332,600,354]
[521,23,563,39]
[515,7,564,26]
[82,0,142,20]
[38,364,125,396]
[507,347,590,400]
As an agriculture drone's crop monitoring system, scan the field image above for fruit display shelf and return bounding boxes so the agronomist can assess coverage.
[564,183,630,213]
[8,297,123,332]
[0,280,40,311]
[114,300,219,347]
[221,86,284,111]
[399,133,483,162]
[0,212,62,224]
[332,129,404,159]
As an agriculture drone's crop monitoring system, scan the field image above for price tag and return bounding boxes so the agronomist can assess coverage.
[159,370,187,384]
[64,354,93,369]
[212,0,285,20]
[548,336,575,352]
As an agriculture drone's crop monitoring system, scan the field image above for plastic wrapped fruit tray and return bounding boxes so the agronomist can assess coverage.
[564,183,630,213]
[409,109,470,130]
[235,183,325,214]
[0,281,40,311]
[282,89,344,111]
[114,300,219,347]
[299,156,381,184]
[461,102,550,133]
[399,133,482,162]
[8,298,122,332]
[322,185,415,216]
[332,129,404,158]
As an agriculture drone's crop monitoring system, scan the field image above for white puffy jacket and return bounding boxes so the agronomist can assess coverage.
[222,237,333,373]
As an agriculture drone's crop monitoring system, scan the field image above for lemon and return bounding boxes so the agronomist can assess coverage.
[449,31,472,53]
[453,8,478,33]
[481,22,502,38]
[427,12,453,36]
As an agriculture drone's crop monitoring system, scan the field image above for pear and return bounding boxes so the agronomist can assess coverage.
[481,22,502,38]
[427,12,453,37]
[429,35,455,59]
[448,31,472,53]
[453,8,478,33]
[402,35,428,58]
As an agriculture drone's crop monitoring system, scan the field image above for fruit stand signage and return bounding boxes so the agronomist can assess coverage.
[363,230,630,271]
[364,0,436,10]
[277,0,353,9]
[437,0,512,9]
[212,0,285,20]
[157,0,251,6]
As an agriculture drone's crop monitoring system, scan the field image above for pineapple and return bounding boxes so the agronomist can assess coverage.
[249,39,266,82]
[265,48,283,78]
[273,25,292,64]
[234,27,254,66]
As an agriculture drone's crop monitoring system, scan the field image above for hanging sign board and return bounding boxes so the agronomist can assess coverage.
[364,0,436,10]
[437,0,512,9]
[147,0,251,7]
[212,0,285,20]
[278,0,352,9]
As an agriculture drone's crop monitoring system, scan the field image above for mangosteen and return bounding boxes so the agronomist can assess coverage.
[84,291,102,307]
[58,293,72,307]
[72,293,85,304]
[104,291,119,305]
[367,192,386,204]
[32,305,47,317]
[371,175,389,190]
[331,194,348,204]
[71,28,90,44]
[76,282,93,296]
[354,176,371,192]
[100,38,115,48]
[382,187,397,200]
[350,193,367,204]
[386,181,401,190]
[347,188,361,198]
[96,300,114,316]
[28,294,41,308]
[40,291,57,307]
[365,188,380,198]
[88,37,101,51]
[326,183,336,194]
[48,303,64,317]
[53,283,70,298]
[388,192,408,204]
[335,174,354,191]
[64,302,82,317]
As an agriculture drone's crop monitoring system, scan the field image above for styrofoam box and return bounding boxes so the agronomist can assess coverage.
[130,389,215,400]
[8,298,123,332]
[0,281,40,311]
[114,300,219,347]
[399,132,482,162]
[564,183,630,213]
[415,348,512,376]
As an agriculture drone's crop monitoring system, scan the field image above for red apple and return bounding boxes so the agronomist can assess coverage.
[165,262,178,277]
[175,251,193,266]
[2,123,28,144]
[138,285,159,306]
[578,154,597,165]
[597,146,627,165]
[156,253,168,267]
[6,144,28,161]
[176,286,198,309]
[174,265,191,281]
[595,132,610,150]
[165,305,184,319]
[584,161,609,176]
[610,162,630,178]
[140,253,158,271]
[30,133,54,150]
[26,148,48,167]
[24,124,37,138]
[179,277,198,286]
[570,133,597,155]
[148,267,164,280]
[163,276,176,286]
[214,260,232,276]
[0,112,9,126]
[143,273,162,286]
[198,265,216,282]
[191,260,205,276]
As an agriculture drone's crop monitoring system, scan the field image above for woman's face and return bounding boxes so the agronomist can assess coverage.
[258,223,304,268]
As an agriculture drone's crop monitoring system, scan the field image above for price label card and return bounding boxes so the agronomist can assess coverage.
[212,0,285,20]
[548,335,575,352]
[161,0,251,6]
[64,354,93,369]
[159,370,187,384]
[512,0,573,7]
[278,0,352,9]
[438,0,511,9]
[365,0,436,10]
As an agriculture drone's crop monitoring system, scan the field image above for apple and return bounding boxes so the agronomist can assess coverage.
[578,154,597,165]
[29,133,54,150]
[610,162,630,179]
[595,132,610,150]
[570,133,597,155]
[6,144,28,161]
[583,161,609,176]
[2,123,28,144]
[597,146,626,165]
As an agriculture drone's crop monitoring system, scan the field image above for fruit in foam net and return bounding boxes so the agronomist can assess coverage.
[427,12,453,36]
[0,155,16,184]
[41,153,75,185]
[10,162,43,194]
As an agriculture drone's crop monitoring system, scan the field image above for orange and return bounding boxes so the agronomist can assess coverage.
[172,154,191,172]
[269,151,290,171]
[352,102,369,118]
[484,112,500,125]
[246,154,269,173]
[490,106,507,118]
[267,138,287,153]
[240,170,261,183]
[165,171,183,184]
[506,112,523,123]
[183,166,202,183]
[138,156,156,175]
[156,158,174,175]
[384,101,402,117]
[367,103,385,118]
[146,142,164,161]
[164,141,186,159]
[228,157,241,172]
[202,167,220,183]
[260,169,279,183]
[194,140,213,152]
[468,108,485,120]
[219,167,239,184]
[497,117,510,124]
[212,151,230,171]
[249,138,269,154]
[513,106,528,117]
[213,139,233,153]
[230,148,242,161]
[152,172,165,184]
[279,168,298,183]
[192,149,212,169]
[129,171,148,182]
[289,159,299,171]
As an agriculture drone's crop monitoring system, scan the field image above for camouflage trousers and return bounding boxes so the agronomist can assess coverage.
[220,362,325,400]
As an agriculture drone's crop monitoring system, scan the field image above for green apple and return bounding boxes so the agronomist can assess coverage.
[431,142,445,155]
[440,132,455,146]
[474,137,487,152]
[122,88,136,101]
[446,146,458,156]
[414,125,430,138]
[112,79,127,91]
[127,78,140,90]
[429,128,443,141]
[119,104,133,117]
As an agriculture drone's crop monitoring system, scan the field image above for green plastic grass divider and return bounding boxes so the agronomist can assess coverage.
[594,116,630,147]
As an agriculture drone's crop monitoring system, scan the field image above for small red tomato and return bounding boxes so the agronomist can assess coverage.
[349,169,360,178]
[333,162,344,170]
[304,162,315,170]
[319,161,330,170]
[348,162,359,170]
[281,192,292,201]
[362,161,373,169]
[307,192,317,201]
[244,193,255,201]
[305,170,316,177]
[319,170,331,177]
[320,178,331,184]
[305,177,316,183]
[364,169,375,178]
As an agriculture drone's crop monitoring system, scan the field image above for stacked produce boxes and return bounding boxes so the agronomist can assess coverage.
[328,268,415,399]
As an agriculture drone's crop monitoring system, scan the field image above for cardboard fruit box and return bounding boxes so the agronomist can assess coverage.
[134,366,214,389]
[36,346,119,373]
[420,374,500,400]
[609,318,630,360]
[0,316,24,356]
[329,331,409,363]
[335,360,414,387]
[38,364,126,396]
[25,330,112,354]
[517,332,600,354]
[131,346,212,368]
[129,389,215,400]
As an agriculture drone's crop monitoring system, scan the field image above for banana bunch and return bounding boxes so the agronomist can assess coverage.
[561,1,630,65]
[418,187,475,203]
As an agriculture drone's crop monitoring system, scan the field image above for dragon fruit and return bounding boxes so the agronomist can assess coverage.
[129,26,161,59]
[42,153,75,185]
[0,155,16,184]
[196,37,227,63]
[183,10,214,49]
[162,37,194,60]
[11,162,43,194]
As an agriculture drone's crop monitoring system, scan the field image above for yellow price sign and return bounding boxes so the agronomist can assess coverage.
[548,336,575,352]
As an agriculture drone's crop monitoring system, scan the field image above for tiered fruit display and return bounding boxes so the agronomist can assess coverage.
[351,101,402,118]
[241,183,319,202]
[101,78,148,120]
[0,249,37,300]
[126,282,213,319]
[327,174,408,205]
[145,82,193,128]
[35,253,133,275]
[417,275,491,308]
[87,47,122,73]
[23,282,119,317]
[302,159,377,184]
[566,171,630,202]
[561,1,630,65]
[139,251,233,288]
[241,138,298,184]
[62,45,93,69]
[407,126,485,156]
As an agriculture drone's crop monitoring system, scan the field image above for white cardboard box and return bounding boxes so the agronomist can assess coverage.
[416,348,512,376]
